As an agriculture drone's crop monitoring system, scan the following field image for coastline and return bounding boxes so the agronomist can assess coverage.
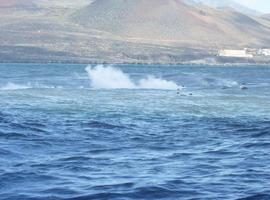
[0,60,269,67]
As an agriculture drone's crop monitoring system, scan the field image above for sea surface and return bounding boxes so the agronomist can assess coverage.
[0,63,270,200]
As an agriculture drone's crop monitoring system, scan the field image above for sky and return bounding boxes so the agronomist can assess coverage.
[235,0,270,13]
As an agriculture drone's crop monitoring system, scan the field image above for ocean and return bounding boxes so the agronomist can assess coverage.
[0,63,270,200]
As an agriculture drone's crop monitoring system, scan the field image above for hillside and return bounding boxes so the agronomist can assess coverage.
[0,0,270,64]
[36,0,91,9]
[72,0,270,48]
[0,0,37,9]
[262,14,270,20]
[187,0,260,15]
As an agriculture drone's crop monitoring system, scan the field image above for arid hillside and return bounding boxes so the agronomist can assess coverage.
[0,0,37,9]
[0,0,270,64]
[262,14,270,20]
[72,0,270,48]
[187,0,260,15]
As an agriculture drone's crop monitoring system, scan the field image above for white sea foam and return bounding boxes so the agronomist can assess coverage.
[0,83,31,91]
[138,76,179,90]
[219,79,239,87]
[202,77,239,88]
[85,65,180,90]
[85,65,135,89]
[0,82,60,91]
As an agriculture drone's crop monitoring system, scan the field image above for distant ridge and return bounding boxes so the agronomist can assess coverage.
[262,14,270,20]
[72,0,270,48]
[1,0,270,64]
[0,0,37,10]
[187,0,260,16]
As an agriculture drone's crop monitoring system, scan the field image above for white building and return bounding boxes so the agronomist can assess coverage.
[218,49,253,58]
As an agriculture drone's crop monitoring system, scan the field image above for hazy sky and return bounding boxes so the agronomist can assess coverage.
[235,0,270,13]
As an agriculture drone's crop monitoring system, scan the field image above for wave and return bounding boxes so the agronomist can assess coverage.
[85,65,180,90]
[64,186,182,200]
[81,121,126,129]
[237,194,270,200]
[0,82,62,91]
[202,77,239,88]
[0,82,31,91]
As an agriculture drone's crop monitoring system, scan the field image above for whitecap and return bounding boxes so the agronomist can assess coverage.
[85,65,181,90]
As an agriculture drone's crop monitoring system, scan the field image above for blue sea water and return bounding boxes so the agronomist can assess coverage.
[0,63,270,200]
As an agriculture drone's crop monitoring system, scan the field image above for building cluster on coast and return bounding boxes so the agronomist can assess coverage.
[218,48,270,58]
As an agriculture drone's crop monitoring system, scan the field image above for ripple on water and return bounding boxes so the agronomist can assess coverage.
[81,121,127,130]
[65,186,202,200]
[1,64,270,200]
[237,194,270,200]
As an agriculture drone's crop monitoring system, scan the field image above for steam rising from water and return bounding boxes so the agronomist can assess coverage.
[85,65,179,90]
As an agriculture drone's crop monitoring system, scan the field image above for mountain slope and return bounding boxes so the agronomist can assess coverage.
[187,0,260,16]
[36,0,91,9]
[1,0,270,64]
[72,0,270,48]
[262,14,270,20]
[0,0,37,9]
